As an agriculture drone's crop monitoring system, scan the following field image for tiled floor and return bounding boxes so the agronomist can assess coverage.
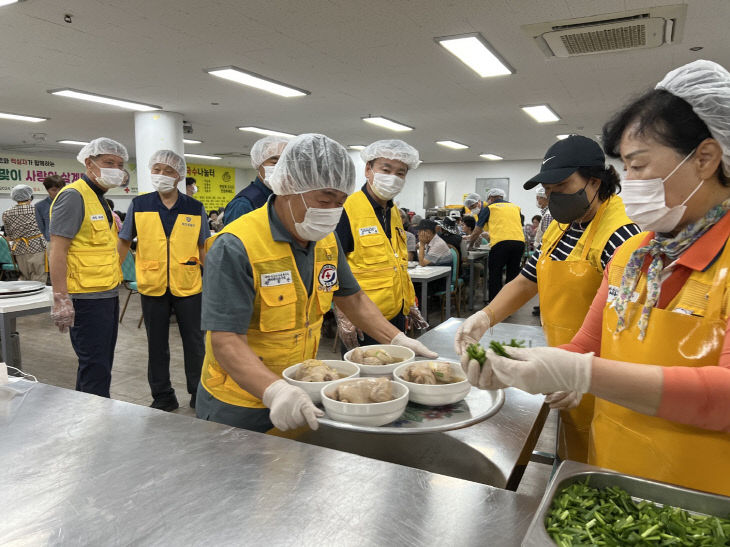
[13,278,556,500]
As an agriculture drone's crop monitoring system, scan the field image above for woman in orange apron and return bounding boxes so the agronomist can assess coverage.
[455,135,640,462]
[466,60,730,496]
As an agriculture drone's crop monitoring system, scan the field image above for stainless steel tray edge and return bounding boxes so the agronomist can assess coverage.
[521,460,730,546]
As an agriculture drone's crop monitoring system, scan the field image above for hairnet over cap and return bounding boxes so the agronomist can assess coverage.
[77,137,128,164]
[360,139,420,170]
[10,184,33,202]
[269,133,356,196]
[148,149,186,178]
[250,136,291,170]
[464,193,481,207]
[656,59,730,176]
[486,188,506,199]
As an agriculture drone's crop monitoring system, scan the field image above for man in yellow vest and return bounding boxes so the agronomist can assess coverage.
[49,137,126,397]
[333,140,431,349]
[464,189,525,302]
[117,150,209,412]
[197,134,436,432]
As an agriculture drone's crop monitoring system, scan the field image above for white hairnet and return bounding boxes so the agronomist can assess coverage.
[486,188,506,199]
[250,136,291,169]
[10,184,33,202]
[269,133,356,196]
[77,137,128,164]
[464,193,481,207]
[148,149,186,178]
[360,139,420,170]
[536,187,546,197]
[656,59,730,176]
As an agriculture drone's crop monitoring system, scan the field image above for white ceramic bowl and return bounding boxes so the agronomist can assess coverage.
[344,344,415,377]
[282,360,359,404]
[320,378,409,427]
[393,361,470,406]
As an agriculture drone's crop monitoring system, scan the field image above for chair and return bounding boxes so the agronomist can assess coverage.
[435,246,464,322]
[119,251,143,328]
[0,236,19,280]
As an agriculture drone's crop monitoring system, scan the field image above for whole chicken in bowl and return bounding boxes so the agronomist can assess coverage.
[394,361,470,406]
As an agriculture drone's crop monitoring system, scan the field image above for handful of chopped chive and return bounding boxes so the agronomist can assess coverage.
[465,339,525,368]
[545,478,730,546]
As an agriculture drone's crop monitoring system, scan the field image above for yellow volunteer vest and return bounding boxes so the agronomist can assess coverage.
[200,205,339,408]
[485,201,525,246]
[537,195,634,462]
[134,210,203,297]
[50,179,121,294]
[343,190,415,319]
[593,232,730,495]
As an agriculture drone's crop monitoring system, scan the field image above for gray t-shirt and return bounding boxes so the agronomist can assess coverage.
[50,182,118,299]
[202,197,360,334]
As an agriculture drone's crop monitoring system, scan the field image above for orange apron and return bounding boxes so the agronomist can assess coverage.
[537,199,608,462]
[593,241,730,495]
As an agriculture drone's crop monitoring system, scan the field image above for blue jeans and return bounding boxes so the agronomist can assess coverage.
[69,296,119,397]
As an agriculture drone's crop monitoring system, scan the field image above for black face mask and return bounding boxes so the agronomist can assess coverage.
[548,184,592,224]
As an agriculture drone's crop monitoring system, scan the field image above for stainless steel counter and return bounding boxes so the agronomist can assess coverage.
[286,318,550,490]
[0,382,538,546]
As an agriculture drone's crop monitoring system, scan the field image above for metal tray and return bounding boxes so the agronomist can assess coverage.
[522,460,730,546]
[0,281,45,295]
[317,387,504,434]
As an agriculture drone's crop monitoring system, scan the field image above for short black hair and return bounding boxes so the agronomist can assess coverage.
[42,174,65,190]
[603,88,727,185]
[186,177,196,186]
[532,215,542,223]
[576,165,622,201]
[462,216,476,230]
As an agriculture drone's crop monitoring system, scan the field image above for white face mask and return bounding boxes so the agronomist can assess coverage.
[370,172,405,200]
[92,161,125,189]
[150,173,178,193]
[289,193,343,241]
[621,150,703,233]
[263,165,276,189]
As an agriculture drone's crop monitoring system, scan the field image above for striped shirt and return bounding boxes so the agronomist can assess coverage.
[521,221,641,283]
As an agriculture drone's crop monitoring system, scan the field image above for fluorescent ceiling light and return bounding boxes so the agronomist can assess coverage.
[49,88,161,111]
[436,140,469,150]
[480,153,503,161]
[556,134,570,140]
[362,116,413,132]
[184,153,221,161]
[183,139,202,144]
[436,33,513,77]
[57,140,89,146]
[521,105,560,123]
[206,66,309,98]
[348,145,366,150]
[238,126,295,138]
[0,111,47,123]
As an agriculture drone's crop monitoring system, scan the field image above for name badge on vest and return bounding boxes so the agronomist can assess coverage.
[261,271,293,287]
[90,214,105,221]
[318,264,338,292]
[359,225,379,236]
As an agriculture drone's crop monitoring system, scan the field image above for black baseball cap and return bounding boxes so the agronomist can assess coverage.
[416,219,437,232]
[523,135,605,189]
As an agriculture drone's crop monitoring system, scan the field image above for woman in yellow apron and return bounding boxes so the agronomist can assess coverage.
[455,135,639,462]
[466,60,730,496]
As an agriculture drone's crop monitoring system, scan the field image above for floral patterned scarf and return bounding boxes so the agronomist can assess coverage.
[614,197,730,340]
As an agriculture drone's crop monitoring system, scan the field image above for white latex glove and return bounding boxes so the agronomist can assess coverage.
[51,292,75,333]
[391,332,438,358]
[454,310,491,356]
[407,305,429,330]
[460,352,481,386]
[262,379,324,431]
[477,347,592,394]
[544,391,583,410]
[334,307,362,350]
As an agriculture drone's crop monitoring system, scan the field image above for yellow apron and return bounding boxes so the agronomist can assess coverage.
[593,238,730,495]
[537,198,607,462]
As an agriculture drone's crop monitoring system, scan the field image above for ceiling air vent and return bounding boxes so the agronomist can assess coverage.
[522,4,686,58]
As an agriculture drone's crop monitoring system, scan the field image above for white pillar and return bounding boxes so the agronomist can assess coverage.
[134,111,184,195]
